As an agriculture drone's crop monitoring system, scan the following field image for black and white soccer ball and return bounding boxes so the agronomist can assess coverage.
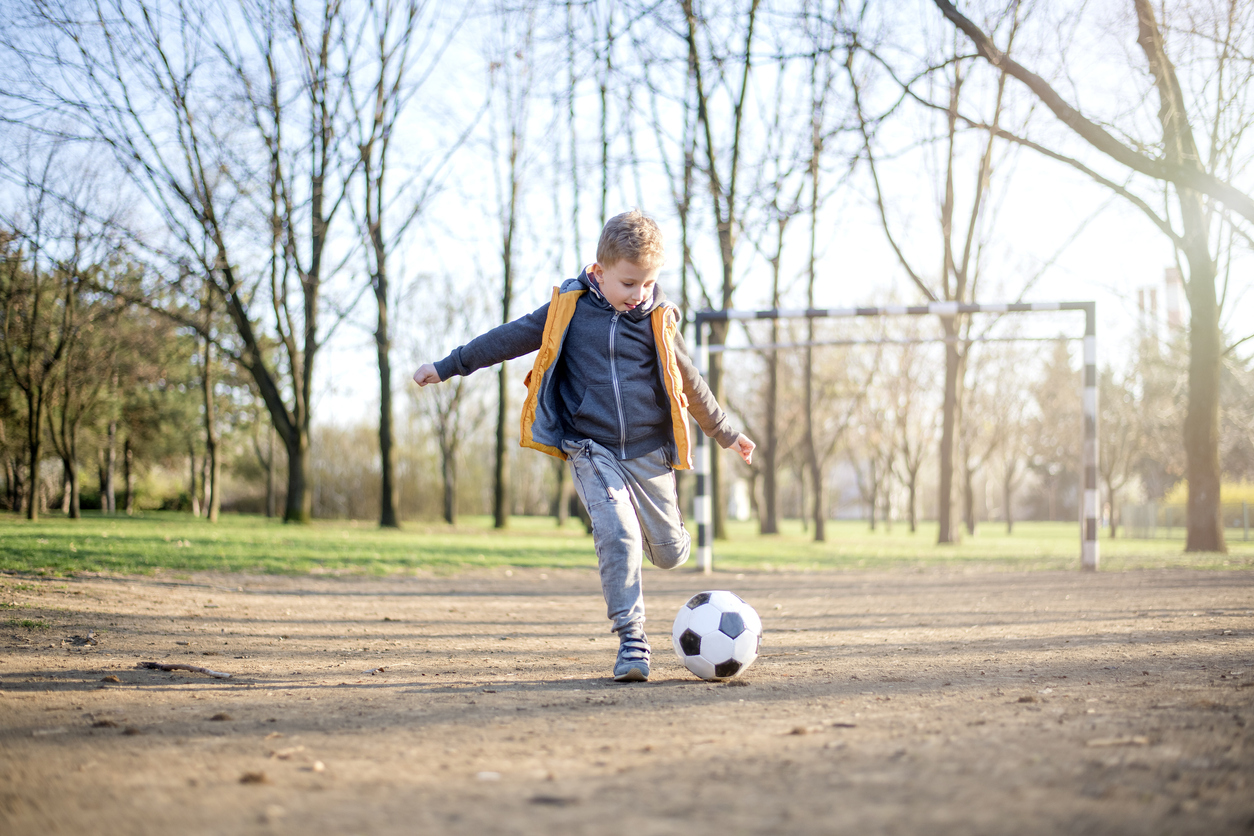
[672,590,763,680]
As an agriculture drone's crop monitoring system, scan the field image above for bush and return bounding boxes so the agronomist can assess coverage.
[1164,481,1254,506]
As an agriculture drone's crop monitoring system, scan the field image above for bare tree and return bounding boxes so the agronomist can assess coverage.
[738,35,812,535]
[45,278,121,519]
[682,0,761,540]
[849,393,895,530]
[959,346,1007,535]
[635,6,707,329]
[932,0,1254,551]
[406,275,489,525]
[800,3,847,541]
[0,148,94,520]
[483,3,537,530]
[1028,339,1081,523]
[1099,365,1140,537]
[889,340,937,533]
[5,0,362,522]
[197,289,221,522]
[350,0,469,528]
[982,342,1030,532]
[849,14,1023,544]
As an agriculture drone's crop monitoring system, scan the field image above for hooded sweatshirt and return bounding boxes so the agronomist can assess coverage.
[432,269,739,460]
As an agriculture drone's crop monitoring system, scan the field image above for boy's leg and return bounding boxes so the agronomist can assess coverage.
[563,439,690,682]
[617,446,691,571]
[562,439,648,635]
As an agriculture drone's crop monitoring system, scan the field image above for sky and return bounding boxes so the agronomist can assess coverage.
[309,0,1254,427]
[8,0,1244,427]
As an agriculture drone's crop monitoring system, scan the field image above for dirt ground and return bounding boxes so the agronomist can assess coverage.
[1,565,1251,835]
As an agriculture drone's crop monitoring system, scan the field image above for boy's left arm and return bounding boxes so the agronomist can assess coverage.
[673,330,755,465]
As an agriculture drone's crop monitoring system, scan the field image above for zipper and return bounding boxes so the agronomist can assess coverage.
[609,311,627,458]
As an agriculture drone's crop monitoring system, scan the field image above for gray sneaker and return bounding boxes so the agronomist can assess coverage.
[613,630,651,682]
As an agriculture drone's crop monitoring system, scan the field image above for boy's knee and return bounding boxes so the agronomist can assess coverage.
[648,533,690,570]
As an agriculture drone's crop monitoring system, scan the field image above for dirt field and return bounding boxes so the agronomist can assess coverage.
[1,566,1251,835]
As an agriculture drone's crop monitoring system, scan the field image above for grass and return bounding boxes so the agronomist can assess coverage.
[5,618,50,630]
[0,512,596,577]
[0,511,1251,577]
[716,518,1254,572]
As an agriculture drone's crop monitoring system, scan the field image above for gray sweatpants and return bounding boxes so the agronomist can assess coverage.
[562,438,691,635]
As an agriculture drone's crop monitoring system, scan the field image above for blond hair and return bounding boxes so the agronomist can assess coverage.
[596,210,665,270]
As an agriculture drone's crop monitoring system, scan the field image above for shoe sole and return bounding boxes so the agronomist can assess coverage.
[613,666,649,682]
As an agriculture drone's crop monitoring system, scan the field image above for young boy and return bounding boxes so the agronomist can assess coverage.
[413,210,754,682]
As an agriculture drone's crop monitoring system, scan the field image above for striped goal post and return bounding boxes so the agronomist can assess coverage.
[690,301,1099,572]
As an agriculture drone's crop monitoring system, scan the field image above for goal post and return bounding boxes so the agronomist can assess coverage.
[690,301,1099,573]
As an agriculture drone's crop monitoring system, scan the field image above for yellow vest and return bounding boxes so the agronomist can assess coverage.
[519,286,693,469]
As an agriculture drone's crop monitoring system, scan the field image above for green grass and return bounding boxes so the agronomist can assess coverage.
[5,618,50,630]
[0,512,597,576]
[0,511,1250,577]
[714,518,1254,572]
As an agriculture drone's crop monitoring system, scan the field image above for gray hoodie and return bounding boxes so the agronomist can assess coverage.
[432,270,739,461]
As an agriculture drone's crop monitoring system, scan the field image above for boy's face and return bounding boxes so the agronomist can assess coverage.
[589,259,660,313]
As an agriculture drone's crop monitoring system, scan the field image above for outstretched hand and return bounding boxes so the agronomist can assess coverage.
[413,363,441,387]
[732,433,756,466]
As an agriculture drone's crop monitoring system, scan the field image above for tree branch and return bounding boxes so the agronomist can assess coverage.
[931,0,1254,225]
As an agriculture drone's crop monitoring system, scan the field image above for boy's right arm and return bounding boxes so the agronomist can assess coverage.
[418,302,550,384]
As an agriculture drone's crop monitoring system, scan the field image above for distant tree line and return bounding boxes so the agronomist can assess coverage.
[1,0,1251,553]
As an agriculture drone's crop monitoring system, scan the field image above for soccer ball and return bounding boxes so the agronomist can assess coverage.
[672,590,762,680]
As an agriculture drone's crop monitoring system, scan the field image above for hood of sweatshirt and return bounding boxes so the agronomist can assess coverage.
[574,267,666,322]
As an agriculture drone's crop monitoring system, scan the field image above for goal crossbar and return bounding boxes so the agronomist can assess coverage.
[708,335,1081,353]
[690,301,1098,572]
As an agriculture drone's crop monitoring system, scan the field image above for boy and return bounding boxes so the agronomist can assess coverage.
[413,210,754,682]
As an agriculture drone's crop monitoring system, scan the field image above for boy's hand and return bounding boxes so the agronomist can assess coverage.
[413,363,441,386]
[732,433,755,466]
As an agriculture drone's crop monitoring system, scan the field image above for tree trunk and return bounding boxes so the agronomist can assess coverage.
[708,322,728,541]
[59,422,81,520]
[284,430,312,523]
[441,439,458,526]
[805,336,825,542]
[683,0,759,541]
[760,310,779,535]
[202,339,219,523]
[188,447,200,517]
[200,453,210,519]
[1107,483,1118,539]
[937,317,962,543]
[963,459,976,535]
[868,471,878,531]
[882,476,892,532]
[377,324,399,528]
[24,390,42,521]
[907,471,918,533]
[761,355,778,534]
[494,115,519,531]
[104,419,117,515]
[1004,469,1014,534]
[796,464,806,533]
[61,465,70,514]
[67,461,80,519]
[123,438,134,515]
[552,459,570,527]
[374,246,399,529]
[597,7,612,226]
[494,364,510,529]
[1181,215,1225,552]
[266,424,277,518]
[809,456,825,541]
[7,457,21,513]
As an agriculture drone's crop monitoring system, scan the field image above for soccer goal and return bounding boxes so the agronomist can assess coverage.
[690,301,1099,572]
